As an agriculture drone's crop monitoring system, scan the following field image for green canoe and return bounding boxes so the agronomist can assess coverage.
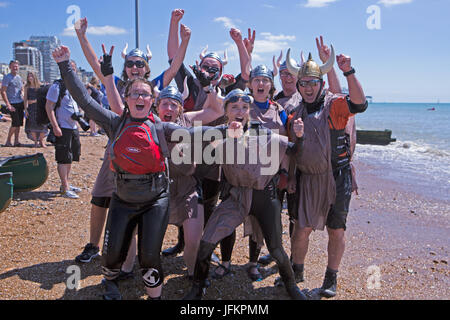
[0,172,13,213]
[0,153,48,193]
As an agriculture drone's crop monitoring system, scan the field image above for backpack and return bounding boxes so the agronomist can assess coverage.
[36,79,66,125]
[109,112,170,175]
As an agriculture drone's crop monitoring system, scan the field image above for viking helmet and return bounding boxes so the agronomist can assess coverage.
[286,46,335,80]
[199,45,228,68]
[121,43,152,63]
[249,65,274,81]
[156,78,189,105]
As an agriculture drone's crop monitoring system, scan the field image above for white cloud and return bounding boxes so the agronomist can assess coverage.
[62,25,127,37]
[0,2,9,8]
[302,0,338,8]
[0,23,8,28]
[254,32,296,54]
[214,17,237,29]
[378,0,413,6]
[262,4,276,9]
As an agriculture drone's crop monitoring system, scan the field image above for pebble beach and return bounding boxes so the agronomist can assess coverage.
[0,119,448,300]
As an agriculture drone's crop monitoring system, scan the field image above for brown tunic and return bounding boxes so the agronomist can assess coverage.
[202,132,289,246]
[289,93,339,231]
[167,115,199,226]
[276,91,302,115]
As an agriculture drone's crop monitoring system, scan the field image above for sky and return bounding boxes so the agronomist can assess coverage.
[0,0,449,103]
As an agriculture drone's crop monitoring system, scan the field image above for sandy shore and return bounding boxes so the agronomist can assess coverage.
[0,119,448,300]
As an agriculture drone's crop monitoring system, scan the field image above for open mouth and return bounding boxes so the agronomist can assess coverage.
[257,88,265,94]
[235,117,244,123]
[163,114,173,122]
[135,104,145,111]
[131,72,140,77]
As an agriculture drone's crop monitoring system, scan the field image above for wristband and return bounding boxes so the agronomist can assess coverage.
[343,68,355,77]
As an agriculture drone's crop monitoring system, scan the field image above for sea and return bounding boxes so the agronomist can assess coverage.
[353,103,450,201]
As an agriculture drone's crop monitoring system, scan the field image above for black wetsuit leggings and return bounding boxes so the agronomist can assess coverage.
[101,191,169,288]
[203,178,236,262]
[194,182,296,287]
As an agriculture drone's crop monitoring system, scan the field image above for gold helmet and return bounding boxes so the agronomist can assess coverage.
[286,46,335,80]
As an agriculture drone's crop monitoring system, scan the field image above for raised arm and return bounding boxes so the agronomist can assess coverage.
[162,23,191,88]
[167,9,184,60]
[52,46,118,134]
[316,36,342,94]
[75,18,106,84]
[336,54,367,109]
[99,44,125,115]
[184,88,225,124]
[230,28,251,82]
[241,28,256,81]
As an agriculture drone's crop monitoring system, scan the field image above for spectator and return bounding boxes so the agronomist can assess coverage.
[86,76,104,136]
[24,71,48,148]
[45,60,82,199]
[1,60,24,147]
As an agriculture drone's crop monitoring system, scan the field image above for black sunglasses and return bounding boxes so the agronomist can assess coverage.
[125,60,146,68]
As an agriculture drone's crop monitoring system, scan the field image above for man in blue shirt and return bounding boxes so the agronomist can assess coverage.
[45,60,82,199]
[1,60,24,147]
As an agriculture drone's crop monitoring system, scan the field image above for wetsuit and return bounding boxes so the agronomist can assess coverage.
[186,125,307,300]
[58,60,227,290]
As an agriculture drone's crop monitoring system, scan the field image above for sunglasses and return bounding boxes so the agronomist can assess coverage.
[227,95,252,104]
[201,65,220,74]
[125,60,146,69]
[298,79,322,87]
[127,92,153,100]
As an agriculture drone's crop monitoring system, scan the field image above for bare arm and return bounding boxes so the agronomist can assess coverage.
[167,9,184,60]
[163,23,191,88]
[45,99,62,137]
[230,28,251,82]
[185,89,224,124]
[1,85,13,111]
[337,54,366,105]
[100,45,124,115]
[75,18,106,84]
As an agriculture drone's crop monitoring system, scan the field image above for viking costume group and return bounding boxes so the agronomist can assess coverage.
[54,8,368,300]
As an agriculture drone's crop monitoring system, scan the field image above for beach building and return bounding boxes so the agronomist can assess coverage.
[16,36,61,83]
[13,44,44,82]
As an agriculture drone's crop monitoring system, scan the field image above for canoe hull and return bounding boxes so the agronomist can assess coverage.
[0,153,48,193]
[0,172,13,213]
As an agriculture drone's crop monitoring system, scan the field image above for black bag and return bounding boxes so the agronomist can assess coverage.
[36,79,66,125]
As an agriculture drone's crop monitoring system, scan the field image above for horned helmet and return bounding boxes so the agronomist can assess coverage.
[121,43,152,63]
[286,46,335,80]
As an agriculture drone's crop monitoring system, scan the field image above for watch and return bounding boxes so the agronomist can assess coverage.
[344,68,355,77]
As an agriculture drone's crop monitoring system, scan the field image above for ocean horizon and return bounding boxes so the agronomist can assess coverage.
[354,102,450,202]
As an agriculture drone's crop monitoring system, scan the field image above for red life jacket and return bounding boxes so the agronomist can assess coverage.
[110,113,166,175]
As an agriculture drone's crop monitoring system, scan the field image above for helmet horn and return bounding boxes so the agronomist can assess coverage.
[199,45,208,60]
[286,48,301,78]
[181,77,190,102]
[146,45,153,62]
[121,43,129,59]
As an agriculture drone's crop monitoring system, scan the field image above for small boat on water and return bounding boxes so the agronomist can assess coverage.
[356,129,397,146]
[0,172,13,213]
[0,153,48,193]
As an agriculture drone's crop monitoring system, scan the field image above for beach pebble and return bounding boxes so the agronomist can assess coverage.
[440,260,447,265]
[432,260,439,264]
[429,251,436,255]
[402,143,411,149]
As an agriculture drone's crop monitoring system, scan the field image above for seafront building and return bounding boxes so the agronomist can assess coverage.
[13,44,44,82]
[13,36,61,84]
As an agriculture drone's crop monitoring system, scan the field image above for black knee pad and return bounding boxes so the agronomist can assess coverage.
[142,267,164,288]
